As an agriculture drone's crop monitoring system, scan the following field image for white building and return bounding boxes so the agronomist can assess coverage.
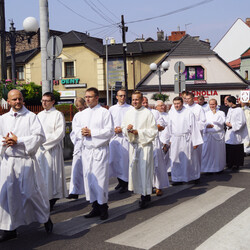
[213,18,250,63]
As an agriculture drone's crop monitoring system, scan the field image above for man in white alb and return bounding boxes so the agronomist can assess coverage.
[166,96,203,184]
[74,87,113,220]
[109,89,131,193]
[201,99,226,173]
[68,97,86,199]
[122,91,158,208]
[142,97,169,196]
[0,90,53,242]
[185,92,205,183]
[36,92,67,211]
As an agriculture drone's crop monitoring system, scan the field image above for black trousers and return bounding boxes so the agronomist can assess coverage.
[226,143,244,166]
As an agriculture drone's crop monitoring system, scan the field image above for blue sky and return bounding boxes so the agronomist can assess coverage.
[5,0,250,48]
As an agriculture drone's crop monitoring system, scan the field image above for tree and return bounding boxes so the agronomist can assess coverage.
[0,80,60,105]
[151,93,169,102]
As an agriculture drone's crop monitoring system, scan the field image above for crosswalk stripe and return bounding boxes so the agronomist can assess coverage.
[51,184,192,236]
[239,169,250,173]
[196,207,250,250]
[106,186,244,250]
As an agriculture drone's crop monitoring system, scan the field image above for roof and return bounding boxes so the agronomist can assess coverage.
[167,35,214,57]
[136,35,214,89]
[102,40,176,57]
[241,47,250,58]
[60,30,104,55]
[7,48,40,64]
[228,58,241,69]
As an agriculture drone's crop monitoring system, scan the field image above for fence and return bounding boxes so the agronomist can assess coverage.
[0,104,76,121]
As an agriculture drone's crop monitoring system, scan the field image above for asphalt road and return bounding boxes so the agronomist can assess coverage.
[1,157,250,250]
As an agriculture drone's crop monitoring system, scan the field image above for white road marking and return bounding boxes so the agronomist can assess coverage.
[51,184,192,236]
[106,186,244,250]
[196,207,250,250]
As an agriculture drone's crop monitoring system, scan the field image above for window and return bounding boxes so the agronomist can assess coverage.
[16,66,24,80]
[184,66,204,81]
[64,62,74,78]
[245,70,248,80]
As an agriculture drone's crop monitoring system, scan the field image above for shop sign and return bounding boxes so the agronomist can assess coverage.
[61,78,80,85]
[192,90,218,97]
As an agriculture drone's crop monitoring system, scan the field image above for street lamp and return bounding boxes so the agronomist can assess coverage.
[8,17,39,83]
[150,61,170,94]
[105,37,115,106]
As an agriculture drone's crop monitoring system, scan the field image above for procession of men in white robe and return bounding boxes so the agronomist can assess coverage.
[1,88,249,242]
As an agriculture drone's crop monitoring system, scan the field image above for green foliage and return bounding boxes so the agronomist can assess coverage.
[0,80,60,105]
[151,93,169,102]
[55,103,78,121]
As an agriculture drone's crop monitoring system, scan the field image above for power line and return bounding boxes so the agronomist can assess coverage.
[96,0,120,21]
[83,0,118,27]
[126,0,214,24]
[57,0,105,26]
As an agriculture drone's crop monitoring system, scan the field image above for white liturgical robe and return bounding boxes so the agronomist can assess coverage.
[122,106,158,195]
[150,109,169,189]
[186,103,206,179]
[75,104,114,204]
[201,109,226,172]
[109,103,131,182]
[0,107,50,230]
[166,106,203,182]
[69,111,85,195]
[36,107,68,200]
[225,107,249,145]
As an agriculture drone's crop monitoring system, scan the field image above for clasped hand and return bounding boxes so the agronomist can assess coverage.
[3,132,17,147]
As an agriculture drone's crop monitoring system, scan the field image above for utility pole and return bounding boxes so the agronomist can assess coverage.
[121,15,128,103]
[39,0,50,94]
[0,0,6,80]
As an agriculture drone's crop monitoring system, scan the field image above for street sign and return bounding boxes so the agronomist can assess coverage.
[47,36,63,58]
[174,61,185,74]
[46,58,62,81]
[241,90,250,103]
[174,74,185,94]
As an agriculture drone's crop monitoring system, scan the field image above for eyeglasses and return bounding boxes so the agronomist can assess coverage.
[117,95,126,97]
[41,100,52,103]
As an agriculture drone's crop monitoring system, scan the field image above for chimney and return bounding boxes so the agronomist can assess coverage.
[246,18,250,27]
[157,30,164,41]
[168,31,186,41]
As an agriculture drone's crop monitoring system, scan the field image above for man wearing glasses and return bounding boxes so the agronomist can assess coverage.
[109,89,131,193]
[36,92,67,211]
[74,87,113,220]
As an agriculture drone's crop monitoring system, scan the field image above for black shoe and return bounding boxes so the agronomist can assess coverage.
[85,201,101,218]
[139,195,151,209]
[84,208,101,218]
[99,203,109,220]
[115,183,121,190]
[44,218,53,234]
[50,198,59,211]
[67,194,79,199]
[0,230,17,242]
[119,186,128,194]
